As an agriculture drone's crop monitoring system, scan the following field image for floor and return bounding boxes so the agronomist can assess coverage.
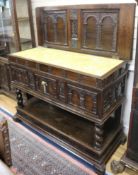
[0,94,137,175]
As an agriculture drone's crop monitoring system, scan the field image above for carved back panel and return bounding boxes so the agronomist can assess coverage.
[36,4,135,60]
[42,9,69,47]
[81,10,118,52]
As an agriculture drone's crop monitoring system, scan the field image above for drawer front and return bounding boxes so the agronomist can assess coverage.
[10,65,100,119]
[35,74,57,98]
[11,65,29,86]
[67,84,98,115]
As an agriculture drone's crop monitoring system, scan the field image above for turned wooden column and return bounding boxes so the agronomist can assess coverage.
[16,89,24,107]
[94,124,104,150]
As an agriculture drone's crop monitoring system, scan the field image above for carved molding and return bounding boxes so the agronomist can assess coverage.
[70,9,78,48]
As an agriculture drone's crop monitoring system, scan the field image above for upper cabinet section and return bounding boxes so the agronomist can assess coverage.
[36,4,136,60]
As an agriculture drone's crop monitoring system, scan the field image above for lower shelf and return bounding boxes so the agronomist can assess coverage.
[15,97,124,174]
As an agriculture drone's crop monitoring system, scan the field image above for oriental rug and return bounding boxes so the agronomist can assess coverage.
[0,107,110,175]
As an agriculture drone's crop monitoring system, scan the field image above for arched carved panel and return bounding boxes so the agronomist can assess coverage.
[85,16,97,49]
[101,16,115,51]
[71,90,80,106]
[43,10,68,46]
[81,10,119,54]
[56,17,65,44]
[46,16,54,42]
[84,95,94,111]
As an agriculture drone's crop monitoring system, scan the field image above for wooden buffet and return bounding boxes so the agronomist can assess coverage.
[8,3,135,175]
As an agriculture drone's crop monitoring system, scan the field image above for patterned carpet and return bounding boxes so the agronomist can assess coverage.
[0,108,97,175]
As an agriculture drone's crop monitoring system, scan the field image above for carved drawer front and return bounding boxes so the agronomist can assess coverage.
[67,84,98,115]
[10,66,28,86]
[81,9,118,53]
[35,75,57,98]
[103,76,126,112]
[43,9,68,46]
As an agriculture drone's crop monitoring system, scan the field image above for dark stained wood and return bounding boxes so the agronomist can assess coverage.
[9,51,128,174]
[9,3,136,174]
[36,4,135,60]
[9,56,128,122]
[0,117,12,167]
[0,57,15,97]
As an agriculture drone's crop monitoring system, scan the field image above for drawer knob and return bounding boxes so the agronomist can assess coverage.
[41,81,47,93]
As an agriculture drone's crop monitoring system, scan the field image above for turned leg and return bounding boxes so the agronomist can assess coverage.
[13,89,25,122]
[16,89,24,108]
[94,124,104,150]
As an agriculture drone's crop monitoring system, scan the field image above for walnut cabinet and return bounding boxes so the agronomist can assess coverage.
[9,3,136,175]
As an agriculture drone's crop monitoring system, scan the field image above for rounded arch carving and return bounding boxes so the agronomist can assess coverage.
[100,15,116,25]
[100,16,116,51]
[84,16,97,49]
[56,16,65,44]
[84,15,98,24]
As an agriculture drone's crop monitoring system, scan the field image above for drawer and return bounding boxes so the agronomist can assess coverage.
[10,65,29,86]
[67,84,98,115]
[35,74,58,98]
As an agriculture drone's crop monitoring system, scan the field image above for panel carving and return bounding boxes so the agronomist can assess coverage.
[10,66,28,86]
[35,75,57,98]
[28,72,35,90]
[82,10,118,52]
[103,75,126,112]
[43,10,68,45]
[67,84,98,114]
[58,81,66,102]
[0,64,9,91]
[70,9,78,48]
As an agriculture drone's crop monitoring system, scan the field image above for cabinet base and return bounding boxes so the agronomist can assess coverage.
[13,98,124,175]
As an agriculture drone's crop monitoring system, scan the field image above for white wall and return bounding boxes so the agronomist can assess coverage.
[122,6,138,134]
[31,0,137,134]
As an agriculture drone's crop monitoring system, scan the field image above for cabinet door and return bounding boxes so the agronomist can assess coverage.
[67,84,98,115]
[35,75,57,98]
[10,66,29,86]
